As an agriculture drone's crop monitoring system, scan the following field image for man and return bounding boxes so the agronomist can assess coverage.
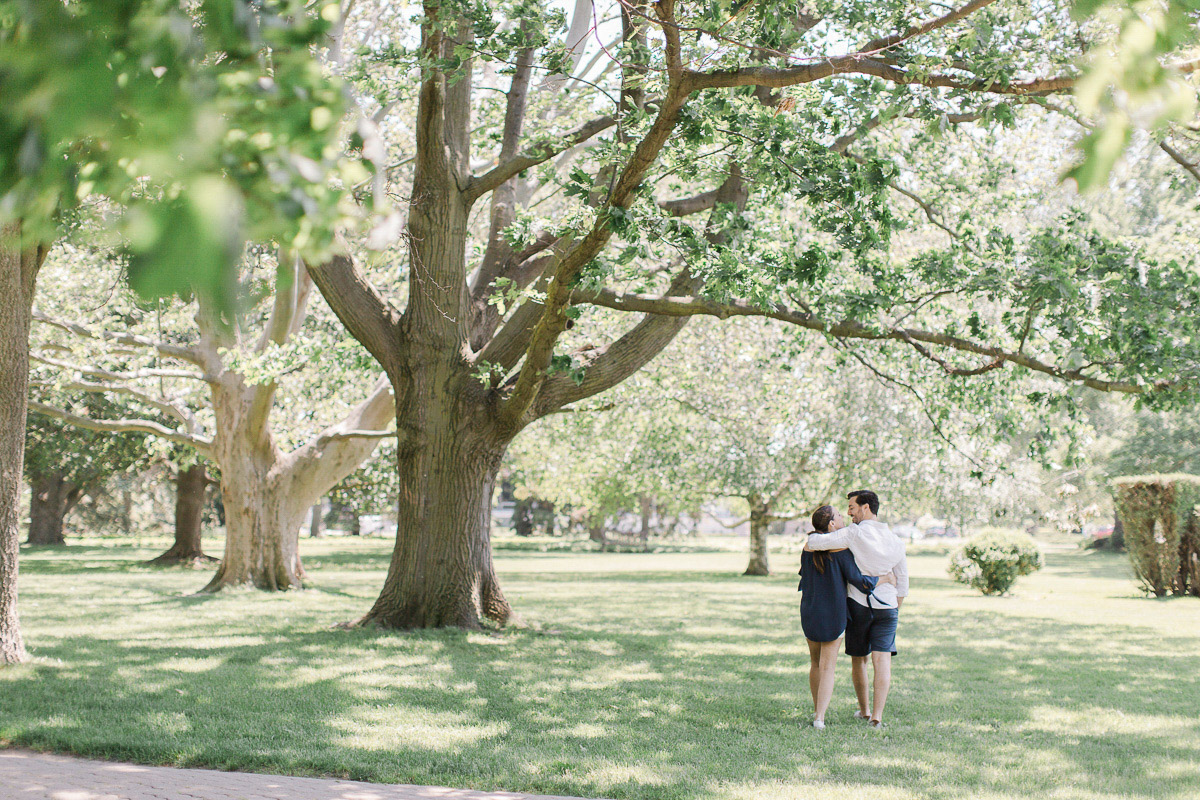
[806,489,908,727]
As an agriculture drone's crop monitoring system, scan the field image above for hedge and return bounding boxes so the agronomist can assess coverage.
[947,532,1043,596]
[1111,474,1200,597]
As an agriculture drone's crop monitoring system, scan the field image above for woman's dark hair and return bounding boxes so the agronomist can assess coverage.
[809,505,837,574]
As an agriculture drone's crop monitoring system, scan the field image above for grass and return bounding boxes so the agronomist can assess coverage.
[2,534,1198,800]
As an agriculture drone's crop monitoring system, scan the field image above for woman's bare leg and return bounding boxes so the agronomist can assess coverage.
[806,639,822,714]
[814,639,842,724]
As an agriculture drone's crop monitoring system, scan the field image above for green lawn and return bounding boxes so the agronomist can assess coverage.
[2,534,1198,800]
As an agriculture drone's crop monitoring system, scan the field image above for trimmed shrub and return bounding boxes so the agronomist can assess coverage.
[948,532,1043,596]
[1111,475,1200,597]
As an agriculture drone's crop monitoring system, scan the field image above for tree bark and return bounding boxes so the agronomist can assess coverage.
[309,500,324,538]
[120,488,133,535]
[588,520,607,548]
[200,373,395,591]
[639,494,652,551]
[203,468,306,590]
[2,237,43,664]
[744,494,771,576]
[148,463,214,565]
[358,415,513,629]
[27,472,77,545]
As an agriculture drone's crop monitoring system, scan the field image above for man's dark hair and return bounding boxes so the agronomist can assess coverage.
[847,490,880,515]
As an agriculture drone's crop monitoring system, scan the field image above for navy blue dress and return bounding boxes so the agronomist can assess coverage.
[798,550,878,642]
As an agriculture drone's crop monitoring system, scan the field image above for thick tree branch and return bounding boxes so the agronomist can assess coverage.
[474,275,553,371]
[465,114,620,205]
[706,511,749,530]
[573,289,1171,394]
[855,0,1000,56]
[497,0,691,429]
[659,189,720,216]
[685,56,1081,94]
[31,353,210,383]
[535,161,750,414]
[256,255,314,352]
[279,375,397,508]
[32,312,204,365]
[1160,138,1200,184]
[316,429,398,443]
[306,253,405,374]
[28,401,213,455]
[30,378,199,431]
[469,39,542,348]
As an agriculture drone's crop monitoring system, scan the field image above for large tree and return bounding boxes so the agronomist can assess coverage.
[305,0,1200,629]
[0,235,43,662]
[29,252,396,590]
[148,459,217,565]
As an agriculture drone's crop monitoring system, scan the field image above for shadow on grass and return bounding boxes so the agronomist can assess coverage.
[1040,550,1135,581]
[3,565,1199,800]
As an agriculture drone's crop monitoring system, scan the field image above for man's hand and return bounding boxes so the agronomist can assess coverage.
[896,596,904,609]
[877,570,897,586]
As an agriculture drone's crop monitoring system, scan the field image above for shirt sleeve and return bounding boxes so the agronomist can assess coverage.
[840,552,878,594]
[805,524,857,550]
[894,553,910,598]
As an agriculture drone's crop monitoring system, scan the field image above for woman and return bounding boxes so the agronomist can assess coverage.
[798,504,890,729]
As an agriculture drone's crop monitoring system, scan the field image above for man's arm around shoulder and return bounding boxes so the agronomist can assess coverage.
[805,524,858,550]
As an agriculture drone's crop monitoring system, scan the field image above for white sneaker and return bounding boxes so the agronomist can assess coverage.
[812,719,825,730]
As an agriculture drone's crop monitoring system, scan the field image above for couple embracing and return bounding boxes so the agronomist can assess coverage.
[798,490,908,729]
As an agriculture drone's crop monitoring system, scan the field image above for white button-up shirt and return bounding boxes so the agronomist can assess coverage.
[806,518,909,609]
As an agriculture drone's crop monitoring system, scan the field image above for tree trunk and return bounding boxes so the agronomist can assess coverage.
[588,519,607,549]
[201,378,305,591]
[120,488,133,535]
[358,425,513,630]
[202,464,305,591]
[639,494,652,552]
[513,496,534,536]
[744,494,771,576]
[148,463,214,565]
[27,472,75,545]
[2,238,43,664]
[309,500,324,538]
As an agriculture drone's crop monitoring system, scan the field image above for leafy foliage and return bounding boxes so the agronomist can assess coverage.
[1068,0,1200,189]
[24,395,151,497]
[948,531,1044,595]
[0,0,368,309]
[1111,473,1200,596]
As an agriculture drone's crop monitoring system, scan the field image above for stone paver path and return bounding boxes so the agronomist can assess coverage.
[0,750,605,800]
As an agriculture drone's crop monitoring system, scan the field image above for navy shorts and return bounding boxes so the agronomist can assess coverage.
[845,600,898,657]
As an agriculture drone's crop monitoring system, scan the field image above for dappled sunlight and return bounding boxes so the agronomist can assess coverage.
[331,709,508,753]
[1023,704,1199,738]
[6,544,1199,799]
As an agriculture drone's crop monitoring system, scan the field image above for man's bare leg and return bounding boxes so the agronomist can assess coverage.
[851,655,870,717]
[870,651,892,723]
